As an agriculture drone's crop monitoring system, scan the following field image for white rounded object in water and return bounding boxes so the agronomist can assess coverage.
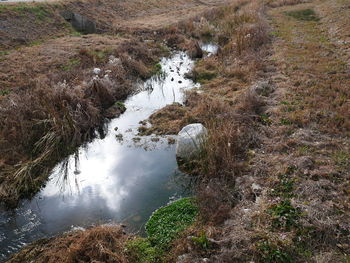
[176,123,208,159]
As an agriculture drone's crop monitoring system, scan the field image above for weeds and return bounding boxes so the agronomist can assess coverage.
[257,241,295,263]
[126,238,162,263]
[60,58,81,71]
[0,88,11,96]
[126,198,199,262]
[115,101,126,112]
[334,151,350,170]
[7,225,129,263]
[268,200,301,231]
[271,174,295,198]
[0,4,50,20]
[280,118,293,125]
[191,232,211,249]
[152,63,163,75]
[260,113,272,126]
[146,198,198,249]
[285,9,320,21]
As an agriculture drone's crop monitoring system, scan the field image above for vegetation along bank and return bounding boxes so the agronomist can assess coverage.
[1,0,349,261]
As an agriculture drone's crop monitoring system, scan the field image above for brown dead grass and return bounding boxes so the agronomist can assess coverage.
[7,225,129,263]
[154,0,350,262]
[270,2,350,135]
[0,39,160,207]
[144,0,270,231]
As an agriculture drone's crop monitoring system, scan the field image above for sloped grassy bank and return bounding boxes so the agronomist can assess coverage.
[132,0,350,262]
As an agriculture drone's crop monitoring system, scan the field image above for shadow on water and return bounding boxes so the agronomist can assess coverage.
[0,45,217,261]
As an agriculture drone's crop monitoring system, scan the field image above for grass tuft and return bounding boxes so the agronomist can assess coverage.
[285,9,320,21]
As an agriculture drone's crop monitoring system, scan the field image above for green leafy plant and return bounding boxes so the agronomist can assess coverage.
[260,113,272,126]
[258,240,295,263]
[191,232,211,249]
[0,88,11,96]
[60,58,81,71]
[126,237,163,263]
[146,197,198,249]
[272,174,294,198]
[280,118,292,125]
[268,199,301,231]
[115,101,126,112]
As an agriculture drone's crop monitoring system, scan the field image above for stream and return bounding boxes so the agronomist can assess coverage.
[0,44,218,261]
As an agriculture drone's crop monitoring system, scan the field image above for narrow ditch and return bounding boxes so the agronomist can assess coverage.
[0,44,217,261]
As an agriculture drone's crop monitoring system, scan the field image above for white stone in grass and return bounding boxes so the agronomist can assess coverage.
[176,123,208,160]
[93,68,101,75]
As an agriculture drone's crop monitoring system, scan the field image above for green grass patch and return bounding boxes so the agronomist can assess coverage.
[271,174,295,198]
[257,240,296,263]
[260,114,272,126]
[268,199,301,231]
[0,88,12,96]
[191,232,211,249]
[334,151,350,170]
[70,31,82,37]
[152,63,163,75]
[29,39,44,47]
[126,238,163,263]
[146,197,198,249]
[280,118,292,125]
[0,51,9,56]
[60,58,81,71]
[0,4,51,20]
[115,101,126,112]
[89,50,109,62]
[194,71,217,84]
[285,9,320,22]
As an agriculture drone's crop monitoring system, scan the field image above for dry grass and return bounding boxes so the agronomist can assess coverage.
[7,225,129,263]
[0,39,160,207]
[146,0,350,262]
[269,3,350,135]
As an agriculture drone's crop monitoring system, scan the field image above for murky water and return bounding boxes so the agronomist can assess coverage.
[0,44,217,261]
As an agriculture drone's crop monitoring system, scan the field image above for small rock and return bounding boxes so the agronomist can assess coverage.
[251,183,262,192]
[115,133,123,142]
[93,68,101,75]
[108,55,121,66]
[176,254,191,263]
[168,137,176,145]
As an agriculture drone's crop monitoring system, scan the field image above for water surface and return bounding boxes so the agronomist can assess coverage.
[0,51,198,261]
